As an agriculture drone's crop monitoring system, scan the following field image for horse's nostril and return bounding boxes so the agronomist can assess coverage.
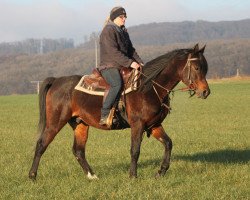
[203,89,210,97]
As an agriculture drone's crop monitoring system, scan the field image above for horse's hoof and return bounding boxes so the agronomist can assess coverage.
[155,172,162,179]
[155,171,165,179]
[87,172,99,180]
[29,172,37,181]
[129,174,138,179]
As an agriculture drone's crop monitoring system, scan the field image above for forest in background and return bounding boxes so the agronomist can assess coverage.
[0,19,250,95]
[0,38,74,56]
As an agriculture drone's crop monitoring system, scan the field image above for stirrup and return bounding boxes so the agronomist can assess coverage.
[105,107,116,128]
[99,107,116,128]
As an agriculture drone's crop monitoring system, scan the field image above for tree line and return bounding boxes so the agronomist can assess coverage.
[0,38,74,56]
[82,19,250,47]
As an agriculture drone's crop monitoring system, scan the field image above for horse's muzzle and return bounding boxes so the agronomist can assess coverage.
[197,88,210,99]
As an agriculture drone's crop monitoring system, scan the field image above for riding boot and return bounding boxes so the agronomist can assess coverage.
[99,116,109,125]
[99,109,109,125]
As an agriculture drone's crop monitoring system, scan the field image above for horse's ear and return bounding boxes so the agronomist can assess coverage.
[199,44,206,54]
[193,43,199,53]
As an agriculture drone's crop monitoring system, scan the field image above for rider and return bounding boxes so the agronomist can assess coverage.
[98,6,143,125]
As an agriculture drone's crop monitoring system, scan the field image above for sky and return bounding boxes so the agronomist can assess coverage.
[0,0,250,44]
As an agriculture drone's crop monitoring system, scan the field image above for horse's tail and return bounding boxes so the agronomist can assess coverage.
[37,77,56,137]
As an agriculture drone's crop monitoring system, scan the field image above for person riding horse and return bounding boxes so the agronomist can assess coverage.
[98,6,143,125]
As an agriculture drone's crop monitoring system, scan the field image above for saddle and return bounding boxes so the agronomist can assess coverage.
[75,67,140,96]
[83,68,109,91]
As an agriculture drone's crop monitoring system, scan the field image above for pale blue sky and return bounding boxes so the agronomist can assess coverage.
[1,0,249,43]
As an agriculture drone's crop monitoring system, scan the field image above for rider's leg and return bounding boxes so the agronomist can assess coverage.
[100,68,122,125]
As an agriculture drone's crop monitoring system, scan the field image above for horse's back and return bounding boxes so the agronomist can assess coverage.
[44,75,82,107]
[50,75,81,90]
[48,75,80,94]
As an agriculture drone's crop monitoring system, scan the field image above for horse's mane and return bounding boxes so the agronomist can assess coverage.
[139,48,193,92]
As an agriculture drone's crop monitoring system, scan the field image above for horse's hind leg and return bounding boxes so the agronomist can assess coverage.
[71,123,98,180]
[29,127,60,180]
[151,125,172,177]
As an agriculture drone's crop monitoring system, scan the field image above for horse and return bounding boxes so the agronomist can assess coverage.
[29,44,210,180]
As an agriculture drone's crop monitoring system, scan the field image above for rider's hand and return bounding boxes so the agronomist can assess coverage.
[130,62,140,70]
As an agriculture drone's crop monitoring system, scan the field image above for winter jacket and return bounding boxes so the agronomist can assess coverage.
[99,21,143,70]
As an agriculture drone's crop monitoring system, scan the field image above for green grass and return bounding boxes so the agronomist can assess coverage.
[0,80,249,199]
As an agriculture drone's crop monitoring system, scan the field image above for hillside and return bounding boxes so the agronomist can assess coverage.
[129,19,250,45]
[1,19,250,95]
[0,47,95,95]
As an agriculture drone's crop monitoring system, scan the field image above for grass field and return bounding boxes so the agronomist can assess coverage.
[0,80,249,199]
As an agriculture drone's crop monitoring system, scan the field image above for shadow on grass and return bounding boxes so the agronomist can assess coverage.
[101,149,249,177]
[174,149,250,164]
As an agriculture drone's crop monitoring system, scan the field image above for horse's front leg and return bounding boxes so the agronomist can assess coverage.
[129,121,144,178]
[151,125,172,177]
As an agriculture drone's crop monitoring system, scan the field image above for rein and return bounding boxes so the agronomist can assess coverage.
[139,71,173,111]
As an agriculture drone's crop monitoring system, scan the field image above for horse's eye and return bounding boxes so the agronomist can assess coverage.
[193,65,199,70]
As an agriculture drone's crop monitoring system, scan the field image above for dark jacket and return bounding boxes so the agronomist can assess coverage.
[99,21,143,70]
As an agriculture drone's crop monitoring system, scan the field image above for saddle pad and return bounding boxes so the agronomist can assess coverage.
[74,70,139,96]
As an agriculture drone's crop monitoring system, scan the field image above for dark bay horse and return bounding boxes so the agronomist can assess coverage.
[29,44,210,180]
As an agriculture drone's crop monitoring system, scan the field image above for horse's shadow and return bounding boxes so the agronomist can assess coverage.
[138,149,250,169]
[111,149,250,170]
[173,149,250,164]
[102,149,249,177]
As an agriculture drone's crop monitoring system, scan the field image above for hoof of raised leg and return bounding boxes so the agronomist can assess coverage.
[87,172,99,180]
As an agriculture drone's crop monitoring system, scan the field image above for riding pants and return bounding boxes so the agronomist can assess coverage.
[100,68,122,117]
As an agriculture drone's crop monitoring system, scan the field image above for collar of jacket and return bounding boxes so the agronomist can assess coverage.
[107,20,126,33]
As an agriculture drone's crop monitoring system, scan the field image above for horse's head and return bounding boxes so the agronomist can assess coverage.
[181,44,210,99]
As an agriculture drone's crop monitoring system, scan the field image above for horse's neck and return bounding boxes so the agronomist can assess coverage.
[154,60,183,96]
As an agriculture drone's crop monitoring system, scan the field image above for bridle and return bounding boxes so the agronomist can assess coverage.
[182,54,200,96]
